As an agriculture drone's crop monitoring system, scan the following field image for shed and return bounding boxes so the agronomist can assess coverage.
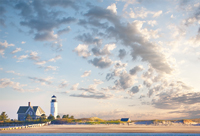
[121,118,131,122]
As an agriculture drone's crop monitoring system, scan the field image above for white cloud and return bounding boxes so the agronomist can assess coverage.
[194,3,200,7]
[81,70,91,77]
[114,71,137,90]
[11,48,21,54]
[94,79,103,84]
[35,61,47,65]
[122,0,138,11]
[147,20,157,27]
[74,44,91,58]
[71,83,79,90]
[0,40,14,56]
[45,65,57,71]
[17,55,28,61]
[48,55,62,62]
[107,3,117,14]
[29,76,53,85]
[34,31,58,41]
[21,41,26,44]
[6,70,21,76]
[58,80,68,88]
[153,10,162,17]
[29,51,39,61]
[129,7,162,19]
[91,43,116,56]
[0,78,39,92]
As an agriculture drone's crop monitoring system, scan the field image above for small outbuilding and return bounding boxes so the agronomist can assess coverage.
[17,102,45,121]
[121,118,131,122]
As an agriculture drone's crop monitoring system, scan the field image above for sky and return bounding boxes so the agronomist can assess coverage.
[1,0,200,120]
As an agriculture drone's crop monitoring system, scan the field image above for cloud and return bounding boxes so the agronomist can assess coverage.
[78,19,109,29]
[93,79,103,84]
[17,55,28,60]
[118,49,127,59]
[73,44,91,58]
[20,14,76,32]
[70,92,113,99]
[0,6,6,16]
[21,41,26,44]
[147,20,157,27]
[34,31,58,41]
[29,51,39,61]
[48,55,62,62]
[58,80,68,88]
[129,7,162,18]
[114,61,127,69]
[14,0,77,46]
[35,61,47,65]
[11,48,21,54]
[91,43,116,56]
[0,78,40,92]
[75,33,102,46]
[153,10,162,17]
[114,71,136,90]
[84,6,172,74]
[45,41,63,52]
[105,61,127,81]
[45,65,57,71]
[57,26,71,35]
[123,0,138,11]
[0,19,5,26]
[152,91,200,109]
[81,70,91,77]
[129,85,141,94]
[0,40,15,56]
[89,57,113,69]
[6,71,21,76]
[107,3,117,14]
[46,0,79,10]
[129,65,143,75]
[71,83,79,90]
[78,85,97,93]
[28,76,53,85]
[169,104,200,119]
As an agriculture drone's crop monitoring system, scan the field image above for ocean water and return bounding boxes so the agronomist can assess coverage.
[0,133,200,136]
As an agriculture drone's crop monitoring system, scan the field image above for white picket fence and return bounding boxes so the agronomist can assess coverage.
[0,121,51,131]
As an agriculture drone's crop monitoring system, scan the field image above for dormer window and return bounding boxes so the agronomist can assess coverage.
[28,111,33,115]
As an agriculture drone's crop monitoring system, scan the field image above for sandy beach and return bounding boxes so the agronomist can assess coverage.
[1,124,200,134]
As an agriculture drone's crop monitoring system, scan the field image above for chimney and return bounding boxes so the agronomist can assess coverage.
[28,102,31,107]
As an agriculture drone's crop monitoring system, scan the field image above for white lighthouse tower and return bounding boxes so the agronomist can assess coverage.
[50,95,58,118]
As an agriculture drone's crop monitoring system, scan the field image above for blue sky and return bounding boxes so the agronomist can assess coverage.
[1,0,200,120]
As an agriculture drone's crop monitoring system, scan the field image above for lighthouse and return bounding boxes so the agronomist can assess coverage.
[50,95,58,118]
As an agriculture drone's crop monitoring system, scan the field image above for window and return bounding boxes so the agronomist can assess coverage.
[28,111,33,115]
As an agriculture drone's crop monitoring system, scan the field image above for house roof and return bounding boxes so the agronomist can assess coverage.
[17,106,29,113]
[17,106,45,115]
[121,118,130,121]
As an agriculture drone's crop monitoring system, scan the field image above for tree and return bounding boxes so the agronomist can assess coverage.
[26,114,32,121]
[39,114,47,122]
[48,114,55,120]
[41,114,47,119]
[56,115,60,119]
[0,112,8,121]
[70,115,74,119]
[62,114,69,118]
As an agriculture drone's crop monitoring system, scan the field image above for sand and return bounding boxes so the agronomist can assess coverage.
[1,124,200,133]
